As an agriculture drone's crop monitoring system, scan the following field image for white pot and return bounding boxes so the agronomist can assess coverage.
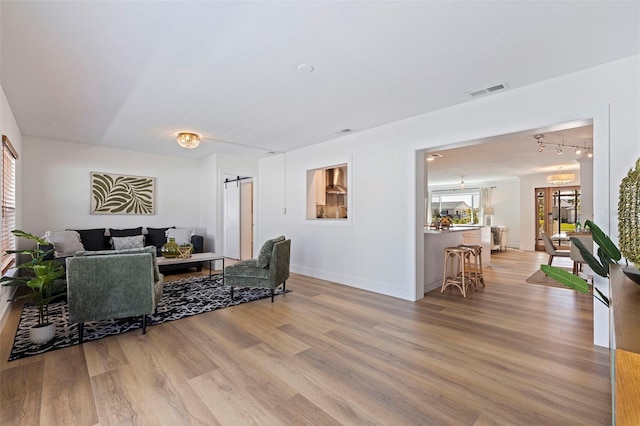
[30,323,55,345]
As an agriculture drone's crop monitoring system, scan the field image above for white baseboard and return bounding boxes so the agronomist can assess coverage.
[290,264,414,301]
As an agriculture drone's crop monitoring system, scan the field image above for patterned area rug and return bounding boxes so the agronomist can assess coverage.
[9,275,289,361]
[525,269,571,289]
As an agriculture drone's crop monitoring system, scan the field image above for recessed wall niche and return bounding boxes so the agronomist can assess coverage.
[306,163,348,221]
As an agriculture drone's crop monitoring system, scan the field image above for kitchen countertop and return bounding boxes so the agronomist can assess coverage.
[424,226,484,234]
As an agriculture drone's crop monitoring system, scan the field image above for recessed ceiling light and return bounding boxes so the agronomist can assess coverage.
[426,153,443,161]
[297,63,315,73]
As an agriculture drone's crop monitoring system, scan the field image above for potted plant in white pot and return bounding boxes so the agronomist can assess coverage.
[1,230,66,344]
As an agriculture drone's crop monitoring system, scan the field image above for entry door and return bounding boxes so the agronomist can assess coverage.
[223,182,241,259]
[535,186,580,251]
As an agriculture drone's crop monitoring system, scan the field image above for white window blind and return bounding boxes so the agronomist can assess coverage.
[2,135,18,273]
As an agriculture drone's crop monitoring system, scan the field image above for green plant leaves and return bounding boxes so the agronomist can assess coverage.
[570,237,609,278]
[540,264,590,293]
[540,264,609,307]
[2,230,66,325]
[91,173,154,214]
[585,220,621,262]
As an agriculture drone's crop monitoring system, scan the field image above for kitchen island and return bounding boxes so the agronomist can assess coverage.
[424,226,492,293]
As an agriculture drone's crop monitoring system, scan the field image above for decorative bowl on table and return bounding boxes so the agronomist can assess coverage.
[177,245,193,259]
[622,267,640,285]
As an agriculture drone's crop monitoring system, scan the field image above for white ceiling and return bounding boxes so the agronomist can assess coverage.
[426,122,594,186]
[1,1,638,161]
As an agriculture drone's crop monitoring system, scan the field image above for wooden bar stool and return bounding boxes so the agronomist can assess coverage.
[458,244,484,289]
[441,247,474,297]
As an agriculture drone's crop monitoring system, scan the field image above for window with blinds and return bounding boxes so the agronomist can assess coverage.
[2,135,18,273]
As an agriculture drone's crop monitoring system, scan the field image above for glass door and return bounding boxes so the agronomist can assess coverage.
[535,186,581,251]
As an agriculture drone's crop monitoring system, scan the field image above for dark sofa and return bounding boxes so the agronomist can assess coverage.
[41,227,205,273]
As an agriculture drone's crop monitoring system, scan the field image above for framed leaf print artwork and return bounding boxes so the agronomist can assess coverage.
[91,172,155,215]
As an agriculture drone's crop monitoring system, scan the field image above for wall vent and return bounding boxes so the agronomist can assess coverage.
[468,82,509,97]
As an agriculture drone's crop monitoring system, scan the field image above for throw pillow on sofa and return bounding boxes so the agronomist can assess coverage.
[44,230,85,257]
[72,228,107,251]
[146,226,175,248]
[109,227,143,237]
[165,228,193,246]
[112,235,145,250]
[109,227,143,248]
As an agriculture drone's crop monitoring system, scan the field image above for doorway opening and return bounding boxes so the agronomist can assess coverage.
[223,175,254,260]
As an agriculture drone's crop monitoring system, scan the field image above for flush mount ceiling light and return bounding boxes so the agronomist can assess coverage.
[426,153,443,162]
[176,132,201,149]
[175,131,283,153]
[534,134,592,158]
[547,167,575,185]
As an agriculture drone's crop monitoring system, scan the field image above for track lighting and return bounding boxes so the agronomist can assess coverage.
[533,134,592,158]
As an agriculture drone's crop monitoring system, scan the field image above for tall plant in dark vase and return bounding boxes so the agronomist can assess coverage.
[1,230,66,344]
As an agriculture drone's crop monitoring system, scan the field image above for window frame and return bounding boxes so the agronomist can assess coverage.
[2,135,18,273]
[429,189,481,225]
[305,158,352,226]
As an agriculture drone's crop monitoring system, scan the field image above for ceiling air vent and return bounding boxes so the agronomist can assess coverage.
[334,128,354,135]
[468,82,509,97]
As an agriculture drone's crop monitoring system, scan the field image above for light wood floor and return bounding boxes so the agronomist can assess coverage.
[1,250,611,425]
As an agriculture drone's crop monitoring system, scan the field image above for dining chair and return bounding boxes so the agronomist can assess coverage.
[570,234,594,275]
[541,230,571,266]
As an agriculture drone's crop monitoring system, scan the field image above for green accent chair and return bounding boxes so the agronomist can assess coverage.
[225,236,291,303]
[66,246,163,342]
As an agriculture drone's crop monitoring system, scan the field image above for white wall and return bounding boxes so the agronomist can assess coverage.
[257,55,639,311]
[22,136,204,238]
[259,144,412,298]
[0,84,23,325]
[199,153,219,252]
[22,138,259,254]
[490,179,520,248]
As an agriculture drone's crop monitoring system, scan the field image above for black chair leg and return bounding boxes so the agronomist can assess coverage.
[78,323,84,343]
[283,281,286,292]
[230,286,234,301]
[141,315,147,335]
[271,288,275,303]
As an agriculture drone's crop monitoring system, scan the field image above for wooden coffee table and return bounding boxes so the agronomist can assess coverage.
[156,252,225,279]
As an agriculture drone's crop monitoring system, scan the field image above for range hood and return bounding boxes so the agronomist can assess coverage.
[326,167,347,194]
